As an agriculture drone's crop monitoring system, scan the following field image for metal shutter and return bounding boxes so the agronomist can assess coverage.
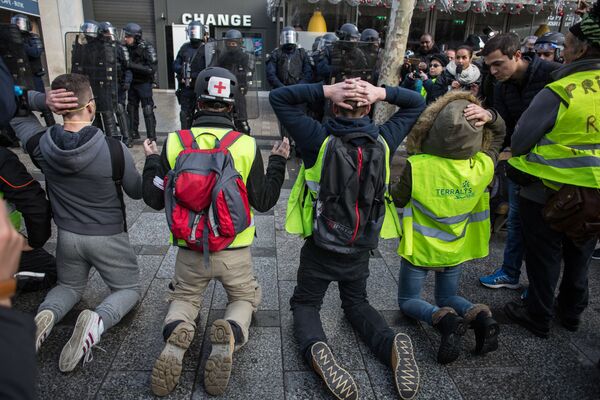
[91,0,156,47]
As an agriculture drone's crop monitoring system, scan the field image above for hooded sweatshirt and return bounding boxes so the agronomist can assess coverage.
[11,113,142,236]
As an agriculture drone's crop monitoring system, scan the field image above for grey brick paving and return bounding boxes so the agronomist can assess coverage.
[11,92,600,399]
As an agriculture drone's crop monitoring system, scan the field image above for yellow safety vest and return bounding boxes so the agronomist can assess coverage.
[398,153,494,267]
[285,135,401,240]
[508,70,600,189]
[166,127,257,248]
[0,191,21,231]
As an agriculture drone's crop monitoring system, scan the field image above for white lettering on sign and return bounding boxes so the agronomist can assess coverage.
[181,13,252,27]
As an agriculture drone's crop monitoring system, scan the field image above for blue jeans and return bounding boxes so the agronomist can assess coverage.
[502,180,524,279]
[398,259,474,325]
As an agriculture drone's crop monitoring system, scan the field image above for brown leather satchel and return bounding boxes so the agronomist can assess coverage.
[542,184,600,242]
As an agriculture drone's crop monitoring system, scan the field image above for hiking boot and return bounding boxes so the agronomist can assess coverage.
[592,248,600,260]
[151,322,195,396]
[35,309,55,353]
[310,342,358,400]
[479,268,520,289]
[59,310,103,372]
[204,319,235,396]
[504,300,549,338]
[432,307,466,364]
[391,333,419,400]
[465,304,499,355]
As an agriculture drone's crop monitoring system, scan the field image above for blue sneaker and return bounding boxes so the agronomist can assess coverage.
[479,268,520,289]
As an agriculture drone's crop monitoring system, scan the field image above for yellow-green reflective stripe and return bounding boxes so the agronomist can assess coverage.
[526,153,600,169]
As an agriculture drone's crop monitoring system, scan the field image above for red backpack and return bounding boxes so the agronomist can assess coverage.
[164,130,252,261]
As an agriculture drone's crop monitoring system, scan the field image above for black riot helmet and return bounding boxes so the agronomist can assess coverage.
[224,29,243,49]
[360,28,379,43]
[336,23,360,41]
[187,21,206,42]
[195,67,238,106]
[534,32,565,61]
[280,26,298,47]
[312,36,322,52]
[318,33,338,51]
[11,14,31,32]
[98,21,117,42]
[123,22,143,40]
[80,20,99,38]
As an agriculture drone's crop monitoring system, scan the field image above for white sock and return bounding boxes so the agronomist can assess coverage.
[97,316,105,337]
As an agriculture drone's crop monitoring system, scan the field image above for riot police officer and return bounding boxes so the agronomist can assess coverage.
[209,29,253,134]
[11,14,55,127]
[266,26,312,89]
[317,23,370,85]
[70,20,121,139]
[173,21,208,129]
[97,22,133,146]
[123,22,158,141]
[312,33,338,82]
[534,32,565,63]
[361,28,381,82]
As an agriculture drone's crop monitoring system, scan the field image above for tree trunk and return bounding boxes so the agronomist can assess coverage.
[374,0,416,124]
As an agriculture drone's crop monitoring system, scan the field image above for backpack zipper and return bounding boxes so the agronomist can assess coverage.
[350,147,363,243]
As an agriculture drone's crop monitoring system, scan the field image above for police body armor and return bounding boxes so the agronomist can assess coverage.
[178,42,206,88]
[328,41,374,84]
[128,40,157,84]
[0,24,35,91]
[273,46,306,86]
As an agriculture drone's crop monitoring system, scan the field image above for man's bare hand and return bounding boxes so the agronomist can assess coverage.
[464,104,493,127]
[323,79,364,110]
[451,81,461,90]
[271,137,290,159]
[46,89,79,115]
[143,139,159,156]
[498,151,512,161]
[352,79,386,107]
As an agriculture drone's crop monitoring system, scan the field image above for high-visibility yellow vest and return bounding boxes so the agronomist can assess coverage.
[166,128,257,248]
[508,70,600,189]
[0,191,21,231]
[285,135,401,240]
[398,153,494,267]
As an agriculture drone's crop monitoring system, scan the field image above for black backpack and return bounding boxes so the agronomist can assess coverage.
[313,132,387,254]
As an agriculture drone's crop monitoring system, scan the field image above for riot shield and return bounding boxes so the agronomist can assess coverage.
[328,41,378,85]
[205,39,259,120]
[65,32,118,112]
[0,24,34,90]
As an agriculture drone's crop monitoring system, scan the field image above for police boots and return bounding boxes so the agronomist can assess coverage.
[116,103,132,148]
[127,103,140,140]
[143,105,157,141]
[179,110,193,130]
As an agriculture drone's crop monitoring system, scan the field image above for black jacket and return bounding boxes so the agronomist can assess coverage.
[0,147,51,248]
[142,114,286,214]
[492,56,561,147]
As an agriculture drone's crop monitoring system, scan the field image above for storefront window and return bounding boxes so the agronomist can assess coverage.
[472,13,505,37]
[408,11,429,49]
[286,1,354,32]
[434,10,467,49]
[508,10,553,39]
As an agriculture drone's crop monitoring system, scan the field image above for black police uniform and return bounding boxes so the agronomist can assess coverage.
[173,41,206,129]
[127,39,158,140]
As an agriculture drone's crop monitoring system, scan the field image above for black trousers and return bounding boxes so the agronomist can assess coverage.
[290,238,395,367]
[520,196,596,324]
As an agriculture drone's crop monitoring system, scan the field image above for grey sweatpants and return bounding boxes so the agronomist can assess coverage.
[38,229,140,331]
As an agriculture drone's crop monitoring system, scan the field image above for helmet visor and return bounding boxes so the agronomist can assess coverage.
[280,30,297,46]
[188,25,204,40]
[102,26,117,41]
[534,42,560,52]
[81,22,98,37]
[12,16,30,32]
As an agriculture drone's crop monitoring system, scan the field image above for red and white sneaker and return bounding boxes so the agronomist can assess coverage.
[35,309,55,353]
[59,310,104,372]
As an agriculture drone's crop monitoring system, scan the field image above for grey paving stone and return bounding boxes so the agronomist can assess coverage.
[211,257,279,311]
[366,258,400,311]
[124,196,148,229]
[156,246,178,279]
[284,370,375,400]
[253,310,281,327]
[192,324,284,400]
[279,281,366,372]
[275,231,304,281]
[251,246,276,258]
[138,245,171,255]
[128,213,171,245]
[252,215,275,249]
[111,278,214,372]
[97,371,195,399]
[449,367,543,400]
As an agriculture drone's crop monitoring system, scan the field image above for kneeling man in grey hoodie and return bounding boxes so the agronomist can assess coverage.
[11,73,142,372]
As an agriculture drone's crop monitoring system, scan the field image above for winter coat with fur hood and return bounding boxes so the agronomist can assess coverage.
[392,91,506,207]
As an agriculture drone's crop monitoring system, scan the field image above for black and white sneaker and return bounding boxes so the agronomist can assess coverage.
[391,333,420,400]
[310,342,359,400]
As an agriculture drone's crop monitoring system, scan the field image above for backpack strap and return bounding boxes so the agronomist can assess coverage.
[340,132,377,143]
[176,129,197,150]
[105,136,128,232]
[219,130,243,149]
[25,131,44,170]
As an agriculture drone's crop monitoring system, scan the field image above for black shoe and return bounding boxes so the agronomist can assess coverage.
[504,301,549,338]
[391,333,419,400]
[554,303,580,332]
[471,312,499,355]
[592,248,600,260]
[131,131,141,140]
[310,342,359,400]
[433,308,466,365]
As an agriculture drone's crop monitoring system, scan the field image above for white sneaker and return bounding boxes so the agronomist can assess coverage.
[59,310,103,372]
[35,309,55,353]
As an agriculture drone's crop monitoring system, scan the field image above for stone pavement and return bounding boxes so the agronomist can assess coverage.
[12,91,600,399]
